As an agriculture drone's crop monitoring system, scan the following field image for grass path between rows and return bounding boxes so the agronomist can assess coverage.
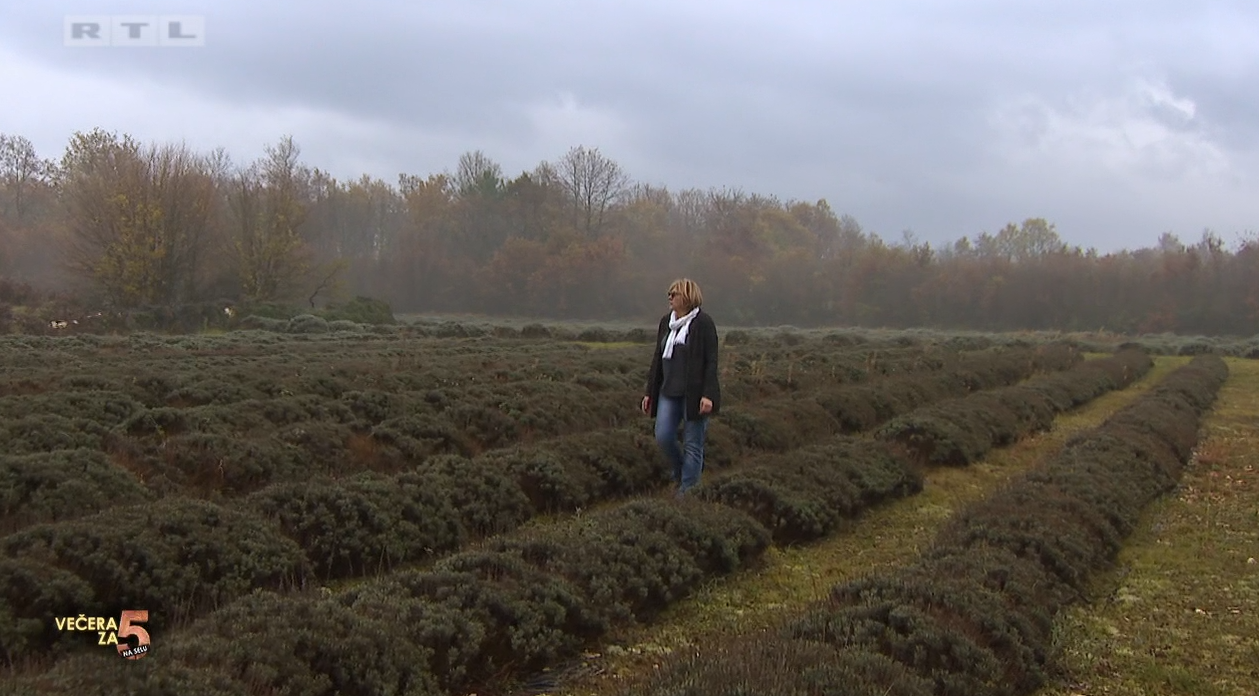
[527,355,1192,696]
[1036,357,1259,696]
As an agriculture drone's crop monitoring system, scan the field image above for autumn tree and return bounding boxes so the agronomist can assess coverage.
[613,184,686,305]
[391,173,463,310]
[973,218,1067,262]
[58,129,216,307]
[526,235,629,317]
[0,135,60,283]
[495,171,553,244]
[478,237,549,314]
[225,136,317,303]
[670,188,707,239]
[304,171,405,299]
[18,132,1259,334]
[788,199,844,259]
[1231,234,1259,328]
[146,142,218,303]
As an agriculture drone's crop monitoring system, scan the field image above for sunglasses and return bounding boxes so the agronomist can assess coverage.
[667,292,679,298]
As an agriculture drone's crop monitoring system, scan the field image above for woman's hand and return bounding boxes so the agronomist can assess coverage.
[641,395,651,414]
[699,397,713,415]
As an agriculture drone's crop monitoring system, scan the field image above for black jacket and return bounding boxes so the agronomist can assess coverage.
[645,310,721,420]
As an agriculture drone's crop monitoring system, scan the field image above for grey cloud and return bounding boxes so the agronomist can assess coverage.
[0,0,1257,250]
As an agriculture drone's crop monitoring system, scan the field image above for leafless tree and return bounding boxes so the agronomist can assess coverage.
[554,145,628,237]
[454,150,504,198]
[0,133,54,224]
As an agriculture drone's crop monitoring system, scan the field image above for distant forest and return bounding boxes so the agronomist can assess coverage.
[1,130,1256,335]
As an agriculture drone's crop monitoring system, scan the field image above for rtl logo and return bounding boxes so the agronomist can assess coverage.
[64,15,206,47]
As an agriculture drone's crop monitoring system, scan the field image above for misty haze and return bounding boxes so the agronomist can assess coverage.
[1,4,1257,696]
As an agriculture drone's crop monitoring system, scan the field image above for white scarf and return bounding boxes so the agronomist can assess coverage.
[662,308,699,359]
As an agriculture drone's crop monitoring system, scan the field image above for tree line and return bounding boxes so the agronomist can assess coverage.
[1,129,1256,335]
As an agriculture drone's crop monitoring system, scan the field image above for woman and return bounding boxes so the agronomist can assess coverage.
[641,278,721,496]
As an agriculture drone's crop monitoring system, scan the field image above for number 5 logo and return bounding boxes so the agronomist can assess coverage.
[116,610,150,659]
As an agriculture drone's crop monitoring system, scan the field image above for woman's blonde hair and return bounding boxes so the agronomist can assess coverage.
[668,278,703,311]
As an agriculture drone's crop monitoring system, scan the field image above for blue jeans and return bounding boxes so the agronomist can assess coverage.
[654,395,709,493]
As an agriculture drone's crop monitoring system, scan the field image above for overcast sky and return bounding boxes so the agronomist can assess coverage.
[1,0,1257,252]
